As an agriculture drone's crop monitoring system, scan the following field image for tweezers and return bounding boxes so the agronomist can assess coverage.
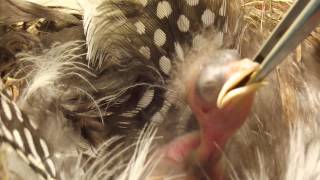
[248,0,320,83]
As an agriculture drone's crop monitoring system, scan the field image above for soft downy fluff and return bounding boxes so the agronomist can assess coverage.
[1,0,320,180]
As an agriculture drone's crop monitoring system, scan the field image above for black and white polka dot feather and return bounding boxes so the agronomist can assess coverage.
[86,0,230,69]
[0,92,57,180]
[84,0,239,130]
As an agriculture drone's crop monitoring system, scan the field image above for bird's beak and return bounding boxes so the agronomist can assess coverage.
[217,59,265,109]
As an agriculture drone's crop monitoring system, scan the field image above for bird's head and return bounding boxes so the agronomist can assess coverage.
[152,49,263,179]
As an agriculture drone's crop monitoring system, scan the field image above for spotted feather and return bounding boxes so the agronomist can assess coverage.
[0,92,57,180]
[84,0,240,132]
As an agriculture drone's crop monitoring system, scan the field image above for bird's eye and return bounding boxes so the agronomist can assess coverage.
[196,65,226,103]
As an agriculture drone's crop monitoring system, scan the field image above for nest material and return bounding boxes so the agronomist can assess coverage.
[3,0,316,179]
[243,0,293,30]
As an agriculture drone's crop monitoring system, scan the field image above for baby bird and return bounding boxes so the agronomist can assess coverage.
[1,0,320,180]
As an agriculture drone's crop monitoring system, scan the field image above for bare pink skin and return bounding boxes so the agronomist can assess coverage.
[155,60,257,179]
[187,76,255,179]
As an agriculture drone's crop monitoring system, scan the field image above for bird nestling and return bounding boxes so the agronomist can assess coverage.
[0,0,320,180]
